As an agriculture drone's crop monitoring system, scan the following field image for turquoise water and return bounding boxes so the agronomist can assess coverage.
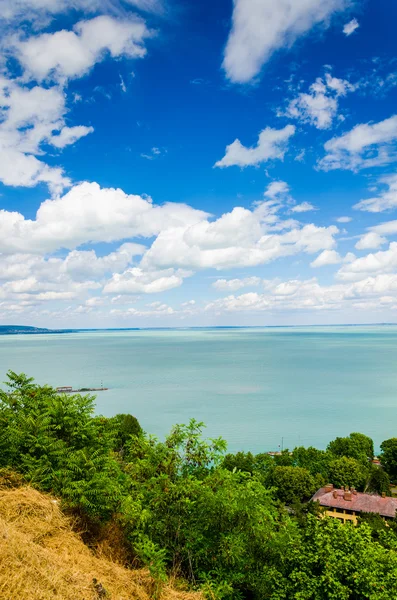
[1,326,397,453]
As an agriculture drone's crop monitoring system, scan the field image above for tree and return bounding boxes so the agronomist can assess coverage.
[327,432,374,463]
[328,456,367,490]
[292,446,331,478]
[270,466,317,504]
[222,451,255,474]
[279,515,397,599]
[380,438,397,481]
[366,465,390,495]
[100,413,142,453]
[0,371,124,519]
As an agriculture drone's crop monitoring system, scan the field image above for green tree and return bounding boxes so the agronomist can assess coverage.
[292,446,331,478]
[222,451,255,474]
[270,466,317,504]
[366,465,390,495]
[328,456,367,490]
[327,432,374,463]
[380,438,397,480]
[0,371,125,519]
[278,515,397,599]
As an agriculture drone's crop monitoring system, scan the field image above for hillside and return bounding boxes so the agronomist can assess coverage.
[0,325,60,335]
[0,476,201,600]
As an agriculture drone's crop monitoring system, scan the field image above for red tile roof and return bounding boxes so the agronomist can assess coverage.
[312,487,397,518]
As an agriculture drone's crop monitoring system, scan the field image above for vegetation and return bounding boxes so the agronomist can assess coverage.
[0,479,200,600]
[2,371,397,599]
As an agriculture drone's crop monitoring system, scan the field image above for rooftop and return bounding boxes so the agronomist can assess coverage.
[312,486,397,518]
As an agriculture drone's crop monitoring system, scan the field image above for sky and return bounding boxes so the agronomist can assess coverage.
[0,0,397,328]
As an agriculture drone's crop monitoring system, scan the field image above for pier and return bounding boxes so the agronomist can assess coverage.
[56,386,108,393]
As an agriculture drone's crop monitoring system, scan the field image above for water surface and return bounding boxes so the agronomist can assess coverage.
[1,326,396,453]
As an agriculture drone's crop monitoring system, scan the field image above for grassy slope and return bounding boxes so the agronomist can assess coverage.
[0,479,201,600]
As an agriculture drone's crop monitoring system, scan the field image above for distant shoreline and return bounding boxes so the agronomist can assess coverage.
[1,323,397,335]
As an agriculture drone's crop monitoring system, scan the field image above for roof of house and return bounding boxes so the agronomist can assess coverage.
[312,487,397,518]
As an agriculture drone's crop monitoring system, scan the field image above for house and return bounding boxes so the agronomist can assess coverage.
[312,484,397,524]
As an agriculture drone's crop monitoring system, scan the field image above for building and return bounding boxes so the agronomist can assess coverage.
[312,484,397,524]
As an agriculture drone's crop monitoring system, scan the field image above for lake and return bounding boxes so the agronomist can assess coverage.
[1,326,396,453]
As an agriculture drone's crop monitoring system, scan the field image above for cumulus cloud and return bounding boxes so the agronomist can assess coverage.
[222,0,349,84]
[103,268,186,294]
[284,72,355,129]
[310,249,342,267]
[141,212,339,271]
[0,181,209,254]
[110,302,176,318]
[318,115,397,171]
[212,277,261,291]
[214,125,295,168]
[343,18,359,36]
[290,202,317,213]
[337,242,397,281]
[13,15,150,82]
[355,232,387,250]
[206,274,397,315]
[354,174,397,212]
[0,78,77,191]
[0,6,155,194]
[336,216,352,223]
[206,278,346,313]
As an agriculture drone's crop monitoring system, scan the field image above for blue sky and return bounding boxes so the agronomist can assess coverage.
[1,0,397,327]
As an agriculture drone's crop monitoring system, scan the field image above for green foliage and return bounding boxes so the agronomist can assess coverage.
[222,451,255,474]
[277,516,397,599]
[3,372,397,599]
[292,446,331,478]
[328,456,368,490]
[366,465,391,495]
[380,438,397,480]
[269,466,317,504]
[327,432,374,463]
[0,371,127,519]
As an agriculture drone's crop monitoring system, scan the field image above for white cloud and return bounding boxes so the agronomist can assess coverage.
[214,125,295,168]
[343,18,359,36]
[0,0,162,21]
[370,220,397,237]
[141,210,339,271]
[355,232,387,250]
[206,273,397,316]
[0,181,209,254]
[222,0,349,84]
[310,249,342,267]
[319,115,397,171]
[336,216,352,223]
[290,202,317,213]
[110,302,176,318]
[140,146,164,160]
[103,268,186,294]
[337,242,397,280]
[0,150,69,193]
[13,15,150,82]
[0,78,75,191]
[50,125,94,148]
[284,72,355,129]
[212,277,261,291]
[354,174,397,212]
[206,278,346,313]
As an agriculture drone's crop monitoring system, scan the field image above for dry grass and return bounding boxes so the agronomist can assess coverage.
[0,482,201,600]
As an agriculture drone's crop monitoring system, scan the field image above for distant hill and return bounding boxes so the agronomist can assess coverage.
[0,325,69,335]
